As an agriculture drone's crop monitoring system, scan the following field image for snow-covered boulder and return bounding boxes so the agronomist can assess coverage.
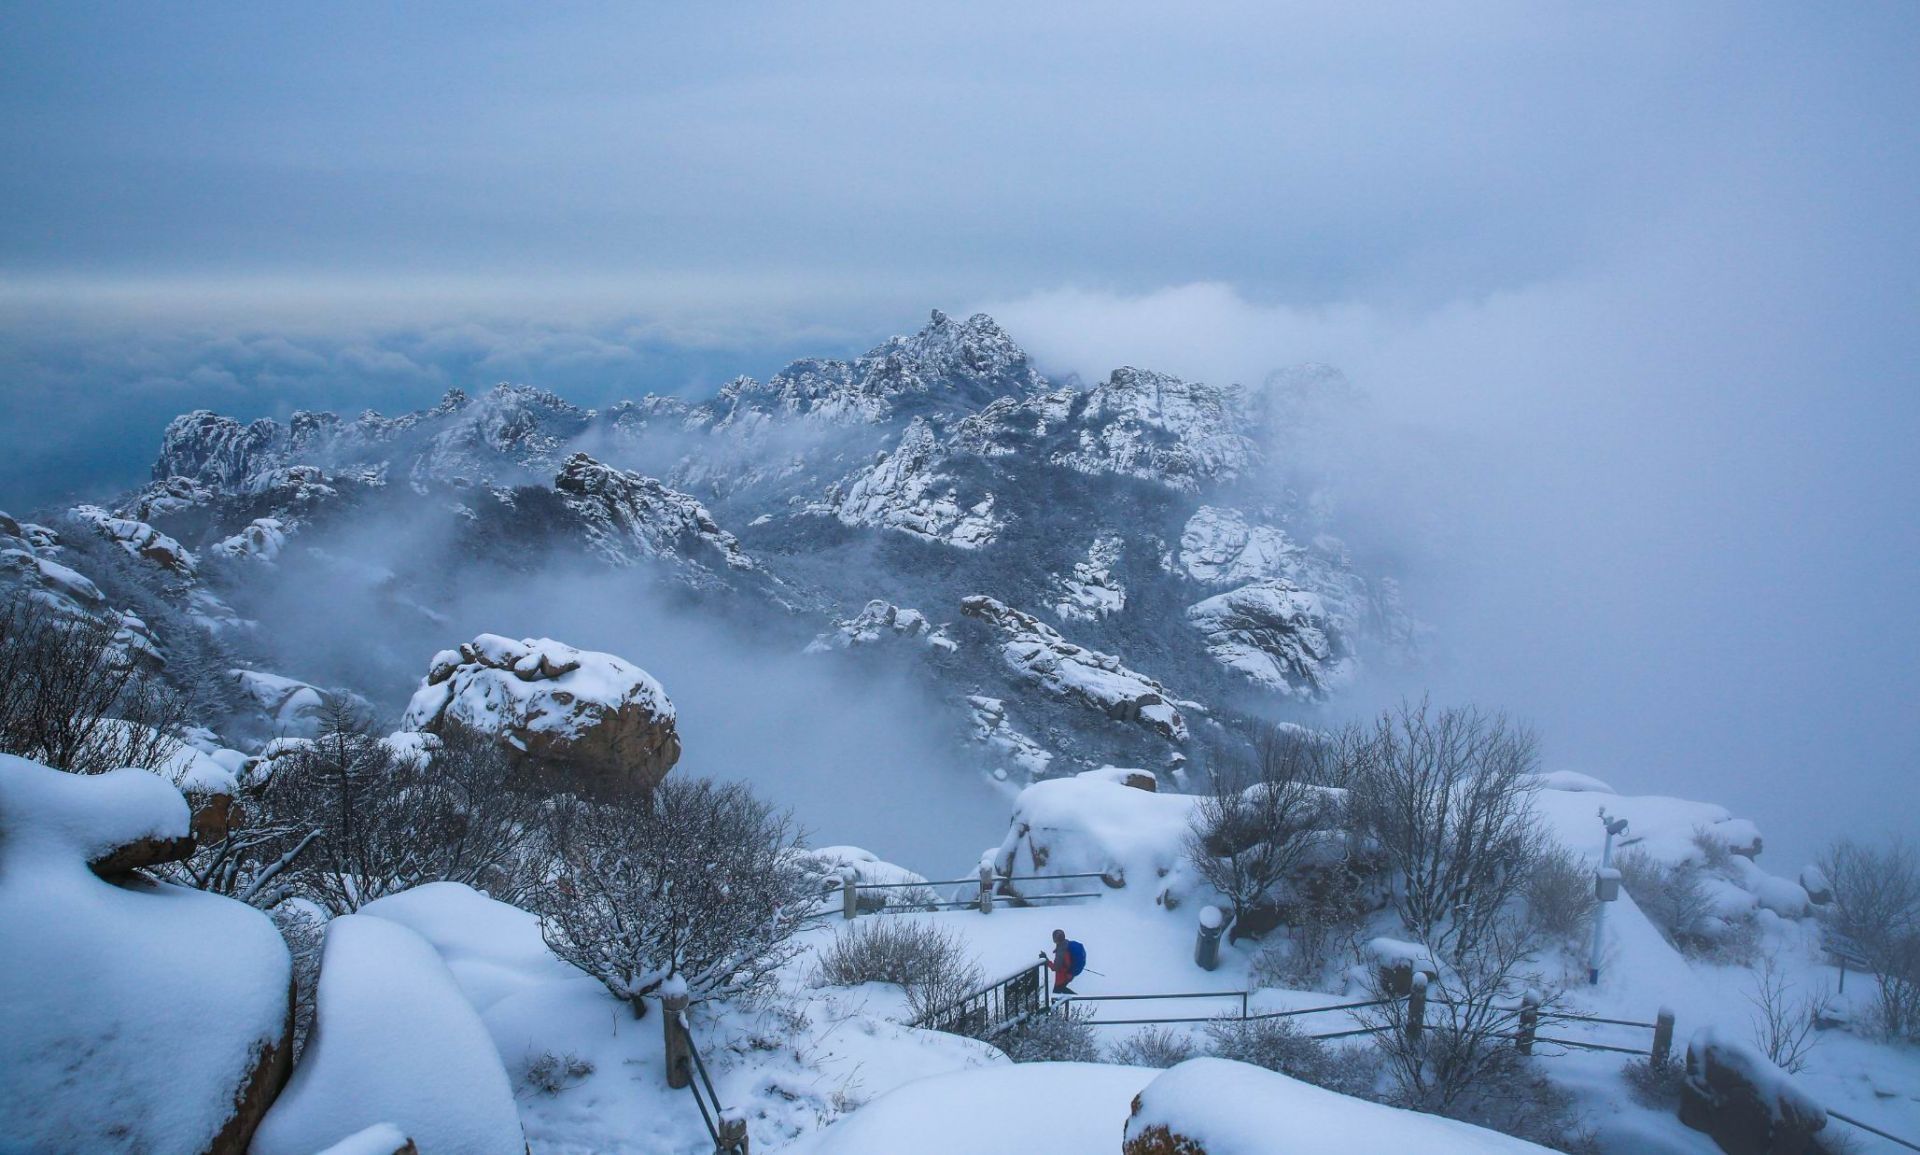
[70,504,198,575]
[785,1063,1149,1155]
[0,755,292,1155]
[251,913,525,1155]
[961,595,1188,742]
[1680,1027,1828,1153]
[992,773,1203,897]
[233,669,332,736]
[1123,1058,1554,1153]
[402,633,680,797]
[212,516,289,562]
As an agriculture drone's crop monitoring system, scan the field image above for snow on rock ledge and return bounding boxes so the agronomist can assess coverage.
[1186,580,1353,699]
[402,633,681,797]
[251,914,525,1155]
[961,595,1188,742]
[0,755,291,1155]
[1123,1058,1553,1154]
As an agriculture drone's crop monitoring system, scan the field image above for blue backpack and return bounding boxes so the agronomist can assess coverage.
[1067,940,1086,977]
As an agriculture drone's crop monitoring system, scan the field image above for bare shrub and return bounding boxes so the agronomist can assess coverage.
[0,597,190,775]
[539,778,818,1016]
[522,1051,595,1095]
[1427,1049,1598,1154]
[1253,864,1367,990]
[1365,920,1551,1113]
[260,705,547,914]
[1820,837,1920,1040]
[812,919,983,1023]
[1185,726,1336,933]
[1746,955,1823,1074]
[1615,848,1714,950]
[1622,1055,1684,1109]
[271,903,326,1058]
[997,1003,1099,1062]
[1691,826,1735,871]
[1343,701,1545,960]
[1107,1026,1196,1068]
[1526,845,1596,946]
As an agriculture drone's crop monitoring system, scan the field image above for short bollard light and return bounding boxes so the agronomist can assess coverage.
[1195,904,1225,971]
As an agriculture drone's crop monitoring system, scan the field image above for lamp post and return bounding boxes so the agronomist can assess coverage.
[1589,809,1628,985]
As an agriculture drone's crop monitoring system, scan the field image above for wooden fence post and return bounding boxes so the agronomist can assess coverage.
[1517,991,1539,1055]
[663,990,691,1090]
[841,873,858,920]
[1406,972,1427,1045]
[716,1109,749,1154]
[1652,1006,1675,1067]
[977,862,995,914]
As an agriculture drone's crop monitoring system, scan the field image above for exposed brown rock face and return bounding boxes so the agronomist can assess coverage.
[402,634,681,799]
[1122,1095,1210,1155]
[208,986,295,1155]
[88,832,197,878]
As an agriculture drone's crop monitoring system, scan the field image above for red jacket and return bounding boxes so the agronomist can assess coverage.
[1051,944,1073,987]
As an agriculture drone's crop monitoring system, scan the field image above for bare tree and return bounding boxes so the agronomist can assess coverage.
[1186,726,1337,934]
[1366,919,1553,1113]
[1746,954,1823,1073]
[261,703,548,914]
[1343,701,1545,960]
[1820,837,1920,1039]
[0,597,190,775]
[539,778,818,1016]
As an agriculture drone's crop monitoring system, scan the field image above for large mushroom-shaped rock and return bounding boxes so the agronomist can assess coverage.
[250,914,525,1155]
[0,755,292,1155]
[1123,1058,1554,1154]
[402,633,679,798]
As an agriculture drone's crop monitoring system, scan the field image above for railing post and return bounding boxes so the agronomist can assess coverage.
[977,862,995,914]
[841,872,858,920]
[1194,905,1224,972]
[716,1109,749,1154]
[663,990,692,1089]
[1517,991,1539,1055]
[1652,1006,1675,1067]
[1406,972,1427,1045]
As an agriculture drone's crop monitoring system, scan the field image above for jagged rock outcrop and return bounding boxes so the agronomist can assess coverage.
[965,694,1054,780]
[828,419,1002,548]
[402,634,680,797]
[71,505,198,575]
[1186,581,1352,698]
[960,595,1187,742]
[0,756,292,1155]
[1052,535,1126,622]
[555,452,756,580]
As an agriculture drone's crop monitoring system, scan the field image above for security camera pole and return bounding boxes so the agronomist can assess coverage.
[1589,808,1629,985]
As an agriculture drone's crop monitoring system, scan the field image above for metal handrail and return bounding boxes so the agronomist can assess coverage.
[1830,1109,1920,1152]
[676,1011,746,1155]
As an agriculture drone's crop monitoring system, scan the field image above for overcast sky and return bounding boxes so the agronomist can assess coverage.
[2,2,1915,865]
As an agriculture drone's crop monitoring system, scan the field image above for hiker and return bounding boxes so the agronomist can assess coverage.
[1048,928,1086,995]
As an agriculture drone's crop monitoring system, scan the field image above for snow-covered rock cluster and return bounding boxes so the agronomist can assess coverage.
[555,452,758,580]
[402,633,681,797]
[828,418,1003,548]
[962,595,1189,744]
[807,599,956,653]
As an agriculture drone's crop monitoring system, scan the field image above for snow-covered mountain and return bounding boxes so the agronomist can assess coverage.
[6,310,1421,785]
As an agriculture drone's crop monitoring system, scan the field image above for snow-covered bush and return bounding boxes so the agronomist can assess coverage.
[1745,955,1823,1074]
[1819,836,1920,1040]
[1186,726,1338,936]
[1343,701,1545,960]
[539,777,817,1015]
[1108,1025,1197,1068]
[995,1002,1100,1062]
[1616,848,1715,952]
[0,596,189,776]
[522,1051,595,1096]
[1622,1054,1685,1109]
[813,919,983,1022]
[1524,844,1596,946]
[1203,1016,1352,1089]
